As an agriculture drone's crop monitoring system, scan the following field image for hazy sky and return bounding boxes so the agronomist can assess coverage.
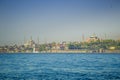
[0,0,120,45]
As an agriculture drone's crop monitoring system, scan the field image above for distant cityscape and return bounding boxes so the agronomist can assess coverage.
[0,34,120,53]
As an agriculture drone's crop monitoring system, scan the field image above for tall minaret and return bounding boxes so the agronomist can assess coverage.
[82,34,85,42]
[37,36,40,44]
[104,33,106,40]
[24,36,26,44]
[93,33,96,37]
[30,36,32,41]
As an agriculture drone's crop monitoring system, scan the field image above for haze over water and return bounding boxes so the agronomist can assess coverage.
[0,0,120,45]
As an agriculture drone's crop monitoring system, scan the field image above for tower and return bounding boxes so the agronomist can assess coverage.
[37,36,40,44]
[82,34,85,42]
[30,36,32,41]
[24,36,26,44]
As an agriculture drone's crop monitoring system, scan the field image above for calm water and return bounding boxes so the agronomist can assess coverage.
[0,53,120,80]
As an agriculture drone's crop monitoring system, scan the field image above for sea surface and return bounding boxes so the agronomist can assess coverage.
[0,53,120,80]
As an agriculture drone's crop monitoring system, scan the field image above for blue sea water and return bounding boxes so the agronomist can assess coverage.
[0,53,120,80]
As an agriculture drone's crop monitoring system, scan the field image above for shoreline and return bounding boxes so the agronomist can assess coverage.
[1,49,120,54]
[1,51,120,54]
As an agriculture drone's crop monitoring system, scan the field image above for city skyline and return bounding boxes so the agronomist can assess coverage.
[0,0,120,45]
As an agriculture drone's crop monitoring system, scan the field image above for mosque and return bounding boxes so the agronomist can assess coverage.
[86,34,100,42]
[24,37,39,53]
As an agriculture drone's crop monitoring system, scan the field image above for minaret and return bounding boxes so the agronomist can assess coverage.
[24,36,26,44]
[30,36,33,47]
[93,33,96,37]
[104,33,106,40]
[82,34,84,42]
[37,36,40,44]
[30,36,32,41]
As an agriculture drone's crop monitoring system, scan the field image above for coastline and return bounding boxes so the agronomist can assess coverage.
[1,50,120,54]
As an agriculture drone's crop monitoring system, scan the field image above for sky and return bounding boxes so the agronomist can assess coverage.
[0,0,120,45]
